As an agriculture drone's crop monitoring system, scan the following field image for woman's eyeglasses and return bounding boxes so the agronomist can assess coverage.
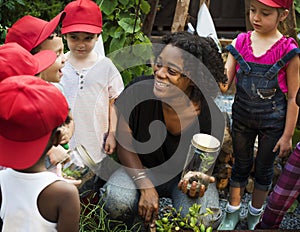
[154,60,187,78]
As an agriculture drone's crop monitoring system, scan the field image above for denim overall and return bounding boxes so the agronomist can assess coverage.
[227,45,300,191]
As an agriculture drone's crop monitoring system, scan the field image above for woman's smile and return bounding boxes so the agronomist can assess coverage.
[154,79,170,89]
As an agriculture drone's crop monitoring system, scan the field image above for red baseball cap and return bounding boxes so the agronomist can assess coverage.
[0,75,69,170]
[61,0,102,34]
[257,0,293,9]
[5,11,65,51]
[0,42,57,81]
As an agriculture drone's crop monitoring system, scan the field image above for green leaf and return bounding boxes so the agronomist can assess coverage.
[101,0,118,15]
[109,34,126,53]
[120,69,133,86]
[140,0,151,14]
[118,17,140,33]
[118,0,129,6]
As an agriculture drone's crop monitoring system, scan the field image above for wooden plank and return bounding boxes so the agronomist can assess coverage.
[142,0,159,37]
[171,0,191,32]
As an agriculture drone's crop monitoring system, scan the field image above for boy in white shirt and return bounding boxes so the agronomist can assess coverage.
[61,0,124,173]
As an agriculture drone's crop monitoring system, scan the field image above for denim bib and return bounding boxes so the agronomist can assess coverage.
[227,45,300,123]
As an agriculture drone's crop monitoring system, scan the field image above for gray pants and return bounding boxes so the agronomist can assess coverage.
[100,167,221,227]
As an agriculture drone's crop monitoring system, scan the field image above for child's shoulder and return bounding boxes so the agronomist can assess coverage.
[235,31,251,47]
[282,36,299,49]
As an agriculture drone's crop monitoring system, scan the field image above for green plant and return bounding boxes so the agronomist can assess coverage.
[80,191,143,231]
[97,0,153,85]
[0,0,71,43]
[156,203,214,232]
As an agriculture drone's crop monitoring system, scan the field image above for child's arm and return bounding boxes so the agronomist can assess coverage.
[273,55,300,157]
[104,98,118,155]
[39,180,80,232]
[56,182,81,232]
[222,39,237,92]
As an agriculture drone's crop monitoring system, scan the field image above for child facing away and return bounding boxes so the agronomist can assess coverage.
[255,87,300,229]
[218,0,300,230]
[5,13,75,166]
[60,0,124,167]
[0,75,80,232]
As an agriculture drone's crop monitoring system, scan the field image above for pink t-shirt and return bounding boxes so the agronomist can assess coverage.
[235,31,298,93]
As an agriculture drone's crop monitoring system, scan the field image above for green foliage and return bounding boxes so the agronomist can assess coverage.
[79,192,143,231]
[97,0,153,85]
[0,0,153,85]
[295,0,300,31]
[155,203,214,232]
[0,0,72,44]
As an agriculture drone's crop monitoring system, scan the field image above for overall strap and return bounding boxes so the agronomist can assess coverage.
[226,44,251,74]
[265,48,300,80]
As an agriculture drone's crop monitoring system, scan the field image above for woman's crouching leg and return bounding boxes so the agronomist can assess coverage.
[100,167,139,226]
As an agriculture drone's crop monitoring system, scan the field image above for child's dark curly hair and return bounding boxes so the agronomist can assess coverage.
[162,31,227,101]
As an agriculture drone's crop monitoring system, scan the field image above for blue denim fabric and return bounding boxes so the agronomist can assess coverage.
[100,167,220,226]
[226,45,300,191]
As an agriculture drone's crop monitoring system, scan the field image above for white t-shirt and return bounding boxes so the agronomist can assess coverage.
[61,53,124,163]
[0,169,61,232]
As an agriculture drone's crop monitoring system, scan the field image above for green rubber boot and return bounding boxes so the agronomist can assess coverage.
[247,204,263,230]
[217,207,240,230]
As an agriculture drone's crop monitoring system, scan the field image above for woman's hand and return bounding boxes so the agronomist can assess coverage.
[178,171,215,198]
[139,187,159,228]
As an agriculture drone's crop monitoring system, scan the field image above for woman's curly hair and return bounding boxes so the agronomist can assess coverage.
[162,31,227,101]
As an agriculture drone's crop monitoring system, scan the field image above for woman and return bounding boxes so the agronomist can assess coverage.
[100,31,227,229]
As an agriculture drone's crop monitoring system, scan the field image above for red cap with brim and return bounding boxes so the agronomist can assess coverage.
[0,42,56,81]
[5,11,65,51]
[257,0,292,8]
[61,0,102,35]
[0,133,52,170]
[0,75,68,170]
[61,24,102,34]
[34,50,57,74]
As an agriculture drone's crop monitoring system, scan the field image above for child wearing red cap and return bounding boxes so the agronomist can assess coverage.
[0,75,80,231]
[6,13,67,93]
[5,14,75,174]
[60,0,124,167]
[0,42,57,82]
[218,0,299,230]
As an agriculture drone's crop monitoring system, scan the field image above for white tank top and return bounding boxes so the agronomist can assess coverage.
[0,169,61,232]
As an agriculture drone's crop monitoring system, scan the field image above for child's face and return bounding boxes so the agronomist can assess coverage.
[249,0,287,34]
[65,32,98,58]
[38,36,66,83]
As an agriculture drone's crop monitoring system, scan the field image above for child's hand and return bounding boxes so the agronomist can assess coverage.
[273,136,292,158]
[104,132,116,155]
[55,163,82,186]
[58,125,73,145]
[47,146,70,166]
